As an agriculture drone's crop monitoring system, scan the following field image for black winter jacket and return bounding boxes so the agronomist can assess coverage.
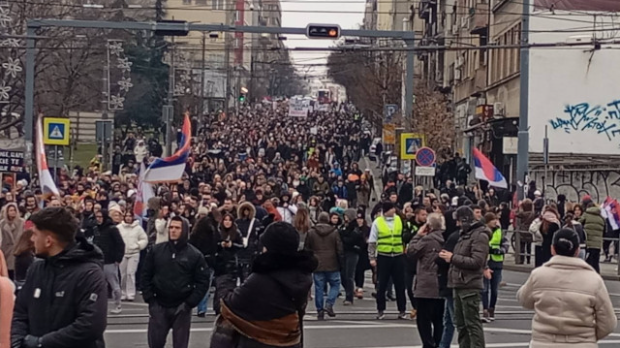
[236,202,265,264]
[214,225,244,276]
[210,251,318,348]
[142,218,210,308]
[339,221,365,254]
[189,216,219,269]
[11,236,108,348]
[437,230,460,297]
[92,218,125,264]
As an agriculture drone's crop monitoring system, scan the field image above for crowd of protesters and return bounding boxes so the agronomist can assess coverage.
[0,101,618,348]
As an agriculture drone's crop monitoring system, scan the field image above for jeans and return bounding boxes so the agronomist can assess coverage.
[313,271,341,312]
[439,295,455,348]
[454,288,485,348]
[120,253,140,300]
[196,268,213,314]
[586,248,601,274]
[482,267,503,310]
[376,254,406,313]
[415,298,444,348]
[341,252,359,302]
[148,302,192,348]
[104,263,121,308]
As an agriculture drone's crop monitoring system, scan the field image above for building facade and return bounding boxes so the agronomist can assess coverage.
[419,0,620,198]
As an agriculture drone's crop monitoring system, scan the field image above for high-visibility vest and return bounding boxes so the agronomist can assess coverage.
[489,227,504,263]
[376,216,404,254]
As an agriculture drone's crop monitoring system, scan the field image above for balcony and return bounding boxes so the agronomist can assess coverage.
[469,3,489,35]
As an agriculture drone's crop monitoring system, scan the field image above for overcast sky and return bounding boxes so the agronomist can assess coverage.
[280,0,366,79]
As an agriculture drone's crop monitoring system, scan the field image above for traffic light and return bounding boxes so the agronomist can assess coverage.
[239,94,246,102]
[306,24,341,39]
[154,20,189,37]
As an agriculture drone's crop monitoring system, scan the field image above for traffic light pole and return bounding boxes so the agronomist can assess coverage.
[23,19,416,166]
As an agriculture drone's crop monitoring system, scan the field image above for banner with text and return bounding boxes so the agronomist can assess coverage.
[288,98,310,117]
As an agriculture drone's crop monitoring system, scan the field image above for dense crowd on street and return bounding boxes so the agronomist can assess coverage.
[0,102,617,348]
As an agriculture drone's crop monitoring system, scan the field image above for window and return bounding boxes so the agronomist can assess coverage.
[196,0,207,5]
[183,0,191,4]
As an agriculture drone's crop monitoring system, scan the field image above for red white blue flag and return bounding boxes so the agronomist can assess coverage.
[143,112,191,183]
[473,148,507,189]
[602,197,620,231]
[36,115,60,197]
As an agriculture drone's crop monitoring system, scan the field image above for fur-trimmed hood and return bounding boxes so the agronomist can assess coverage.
[237,201,256,220]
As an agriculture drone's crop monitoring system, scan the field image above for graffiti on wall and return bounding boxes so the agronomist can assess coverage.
[549,99,620,141]
[533,170,620,203]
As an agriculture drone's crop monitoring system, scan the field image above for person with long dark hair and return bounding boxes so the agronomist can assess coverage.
[354,212,371,300]
[213,213,243,314]
[12,226,34,287]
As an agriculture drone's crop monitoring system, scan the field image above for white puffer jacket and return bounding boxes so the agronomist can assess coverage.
[117,221,148,255]
[517,255,617,348]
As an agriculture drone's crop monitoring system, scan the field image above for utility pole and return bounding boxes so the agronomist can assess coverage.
[101,41,110,171]
[166,37,175,157]
[200,32,206,117]
[517,0,530,199]
[224,2,232,117]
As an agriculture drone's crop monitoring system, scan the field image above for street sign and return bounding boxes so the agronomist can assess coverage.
[96,120,113,143]
[43,117,70,146]
[415,166,436,177]
[382,124,396,145]
[400,133,426,160]
[383,104,398,123]
[415,147,436,167]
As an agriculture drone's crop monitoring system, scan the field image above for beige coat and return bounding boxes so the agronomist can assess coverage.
[517,256,617,348]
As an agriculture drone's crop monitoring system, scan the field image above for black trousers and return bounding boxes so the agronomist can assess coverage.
[214,274,237,314]
[416,298,444,348]
[376,254,406,312]
[586,248,601,274]
[147,302,192,348]
[405,263,417,309]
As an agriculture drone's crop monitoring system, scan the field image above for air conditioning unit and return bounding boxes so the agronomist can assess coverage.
[493,102,505,117]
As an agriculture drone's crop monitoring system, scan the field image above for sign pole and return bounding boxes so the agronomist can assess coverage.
[53,145,58,182]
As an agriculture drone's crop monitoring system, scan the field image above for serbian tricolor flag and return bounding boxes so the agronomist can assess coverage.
[602,197,620,231]
[473,148,507,189]
[134,162,154,219]
[36,116,60,197]
[143,112,191,183]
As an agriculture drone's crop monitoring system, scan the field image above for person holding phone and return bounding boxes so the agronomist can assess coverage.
[407,213,446,348]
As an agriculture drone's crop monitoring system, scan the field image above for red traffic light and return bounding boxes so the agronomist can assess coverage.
[306,24,341,39]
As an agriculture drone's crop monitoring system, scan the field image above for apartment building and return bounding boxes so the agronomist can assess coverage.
[420,0,620,192]
[164,0,255,112]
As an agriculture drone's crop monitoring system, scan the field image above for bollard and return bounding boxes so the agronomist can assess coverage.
[515,230,522,265]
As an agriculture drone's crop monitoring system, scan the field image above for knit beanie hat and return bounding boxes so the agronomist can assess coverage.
[260,222,300,254]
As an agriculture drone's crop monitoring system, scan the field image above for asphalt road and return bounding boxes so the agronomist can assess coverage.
[103,270,620,348]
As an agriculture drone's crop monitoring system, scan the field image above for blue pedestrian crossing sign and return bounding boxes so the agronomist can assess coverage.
[43,117,71,146]
[400,133,426,160]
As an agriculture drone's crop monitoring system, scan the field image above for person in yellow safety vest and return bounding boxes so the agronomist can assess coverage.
[481,212,509,323]
[368,201,408,320]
